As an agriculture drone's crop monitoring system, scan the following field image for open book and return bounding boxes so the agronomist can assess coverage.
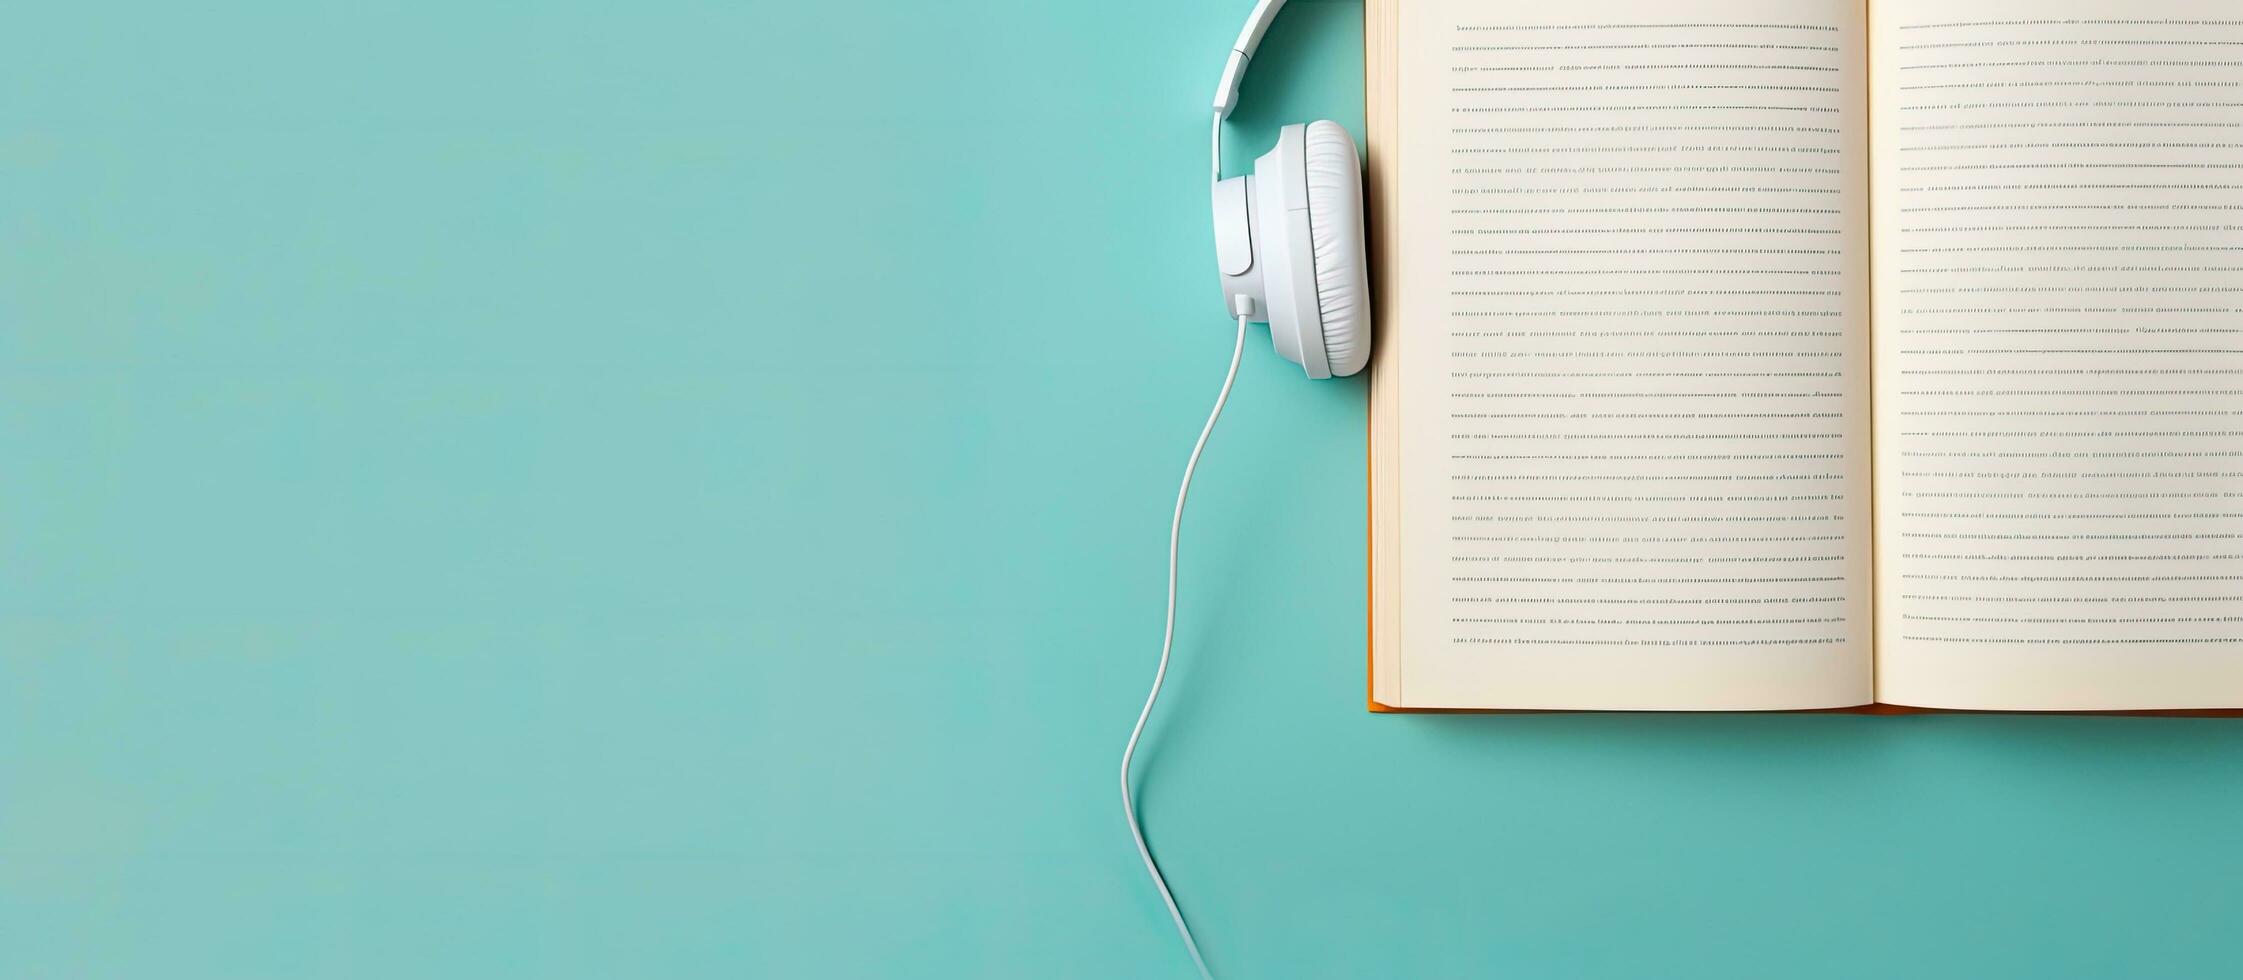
[1365,0,2243,711]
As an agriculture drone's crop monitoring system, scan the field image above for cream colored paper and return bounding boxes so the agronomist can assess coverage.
[1870,0,2243,709]
[1380,0,1875,708]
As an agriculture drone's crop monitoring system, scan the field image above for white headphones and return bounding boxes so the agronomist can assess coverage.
[1209,0,1373,379]
[1119,8,1378,980]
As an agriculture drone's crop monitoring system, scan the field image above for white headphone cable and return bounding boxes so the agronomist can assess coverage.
[1120,313,1248,980]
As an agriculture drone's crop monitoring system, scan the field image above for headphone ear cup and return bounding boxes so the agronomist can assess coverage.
[1302,120,1371,378]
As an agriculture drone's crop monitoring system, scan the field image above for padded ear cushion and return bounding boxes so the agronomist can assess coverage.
[1302,120,1371,378]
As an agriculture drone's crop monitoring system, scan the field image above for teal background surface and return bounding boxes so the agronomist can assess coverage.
[7,2,2243,977]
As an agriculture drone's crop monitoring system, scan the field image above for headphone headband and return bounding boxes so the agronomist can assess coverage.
[1212,0,1290,118]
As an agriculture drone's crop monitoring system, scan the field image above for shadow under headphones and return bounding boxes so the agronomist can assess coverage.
[1209,0,1373,379]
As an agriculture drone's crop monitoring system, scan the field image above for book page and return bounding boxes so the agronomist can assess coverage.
[1381,0,1874,709]
[1872,0,2243,709]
